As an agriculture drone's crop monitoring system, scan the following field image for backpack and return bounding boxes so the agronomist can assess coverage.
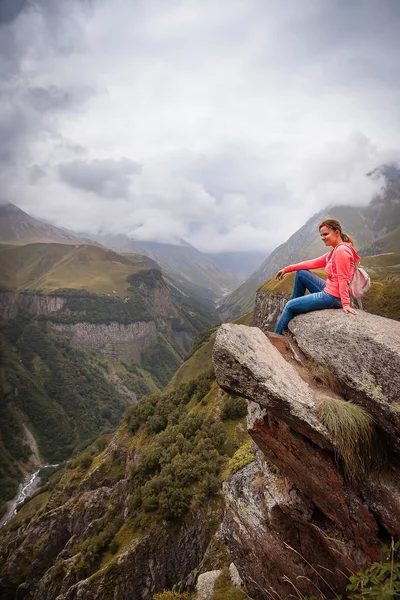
[331,244,371,299]
[349,263,371,298]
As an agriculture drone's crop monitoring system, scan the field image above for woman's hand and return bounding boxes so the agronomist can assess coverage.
[276,268,286,281]
[343,306,357,315]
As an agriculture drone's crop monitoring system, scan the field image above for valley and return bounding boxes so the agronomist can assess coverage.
[0,180,399,599]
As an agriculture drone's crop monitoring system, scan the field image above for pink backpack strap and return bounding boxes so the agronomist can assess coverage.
[330,243,356,282]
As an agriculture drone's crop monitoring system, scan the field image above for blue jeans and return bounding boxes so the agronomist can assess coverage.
[274,270,342,334]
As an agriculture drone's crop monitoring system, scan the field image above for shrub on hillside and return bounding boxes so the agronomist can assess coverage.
[228,442,255,475]
[221,396,248,420]
[125,369,229,522]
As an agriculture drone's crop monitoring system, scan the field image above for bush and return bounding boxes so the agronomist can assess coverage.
[108,539,119,555]
[160,487,191,520]
[344,540,400,598]
[221,396,248,420]
[142,494,159,513]
[77,453,93,469]
[228,442,254,475]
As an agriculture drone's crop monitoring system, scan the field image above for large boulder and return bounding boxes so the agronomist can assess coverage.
[212,324,332,449]
[213,315,400,599]
[288,310,400,455]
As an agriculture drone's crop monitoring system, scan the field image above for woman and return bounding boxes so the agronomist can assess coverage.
[274,218,359,335]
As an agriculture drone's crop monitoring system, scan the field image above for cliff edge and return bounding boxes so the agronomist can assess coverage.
[212,311,400,599]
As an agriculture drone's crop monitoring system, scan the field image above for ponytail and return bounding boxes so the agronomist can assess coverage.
[341,232,354,245]
[319,218,355,246]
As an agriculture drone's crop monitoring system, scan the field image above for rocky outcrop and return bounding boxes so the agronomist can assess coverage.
[49,321,158,363]
[254,290,288,332]
[195,570,221,600]
[0,292,18,320]
[213,317,400,599]
[19,294,67,316]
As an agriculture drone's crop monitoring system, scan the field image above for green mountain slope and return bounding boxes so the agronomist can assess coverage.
[0,242,153,297]
[0,241,222,515]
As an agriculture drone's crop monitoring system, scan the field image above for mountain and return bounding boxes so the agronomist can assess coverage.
[0,202,95,245]
[0,310,253,598]
[92,233,240,296]
[1,306,399,597]
[0,203,241,297]
[0,242,160,296]
[205,251,267,280]
[0,241,221,513]
[219,165,400,319]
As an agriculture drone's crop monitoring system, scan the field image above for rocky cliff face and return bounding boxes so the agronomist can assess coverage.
[0,292,67,319]
[213,314,400,599]
[0,284,186,365]
[0,292,18,320]
[50,321,158,363]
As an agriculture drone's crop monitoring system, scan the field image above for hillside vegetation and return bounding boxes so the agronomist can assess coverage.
[0,242,222,514]
[0,326,252,597]
[0,317,145,516]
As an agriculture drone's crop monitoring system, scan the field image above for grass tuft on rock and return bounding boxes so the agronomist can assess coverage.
[318,397,378,482]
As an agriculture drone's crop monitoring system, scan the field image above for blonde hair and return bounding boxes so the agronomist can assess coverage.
[319,218,354,245]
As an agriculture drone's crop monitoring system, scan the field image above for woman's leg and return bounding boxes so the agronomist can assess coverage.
[291,270,326,299]
[274,291,341,334]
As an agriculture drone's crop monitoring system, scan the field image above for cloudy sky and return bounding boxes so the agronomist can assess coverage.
[1,0,399,253]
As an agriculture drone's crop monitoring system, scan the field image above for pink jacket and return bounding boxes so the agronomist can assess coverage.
[285,243,360,307]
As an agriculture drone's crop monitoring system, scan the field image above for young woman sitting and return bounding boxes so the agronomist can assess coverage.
[274,218,359,335]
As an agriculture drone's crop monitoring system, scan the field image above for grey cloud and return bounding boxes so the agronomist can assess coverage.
[0,0,94,186]
[179,145,287,207]
[26,86,74,113]
[58,158,142,198]
[29,165,46,184]
[0,0,28,24]
[0,105,28,164]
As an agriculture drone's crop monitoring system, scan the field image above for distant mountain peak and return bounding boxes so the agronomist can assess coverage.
[367,162,400,183]
[0,202,96,245]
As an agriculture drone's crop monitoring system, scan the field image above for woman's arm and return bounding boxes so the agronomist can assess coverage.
[276,254,328,280]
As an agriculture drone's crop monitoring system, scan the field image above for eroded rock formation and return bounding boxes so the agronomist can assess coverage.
[49,320,158,363]
[0,292,66,319]
[213,315,400,599]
